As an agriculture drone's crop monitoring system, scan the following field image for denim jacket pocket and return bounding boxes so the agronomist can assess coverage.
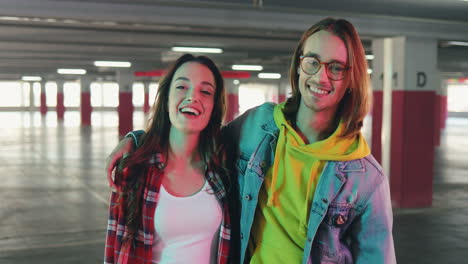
[311,203,354,264]
[236,152,249,176]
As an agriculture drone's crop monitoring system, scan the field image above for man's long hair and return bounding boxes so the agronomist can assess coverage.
[285,17,371,137]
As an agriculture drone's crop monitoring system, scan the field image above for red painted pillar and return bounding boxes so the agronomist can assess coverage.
[439,80,448,130]
[280,80,288,103]
[434,92,441,146]
[40,81,47,115]
[56,80,65,120]
[117,70,134,137]
[390,90,436,208]
[372,37,437,208]
[440,95,448,129]
[143,81,150,114]
[224,81,239,123]
[391,37,436,208]
[80,78,92,126]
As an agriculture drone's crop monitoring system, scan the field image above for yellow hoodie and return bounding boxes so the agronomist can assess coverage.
[249,103,370,264]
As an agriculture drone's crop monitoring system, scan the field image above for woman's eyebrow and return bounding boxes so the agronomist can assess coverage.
[201,81,215,88]
[174,76,189,82]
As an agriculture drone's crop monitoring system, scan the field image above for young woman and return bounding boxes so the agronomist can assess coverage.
[104,54,231,264]
[107,18,396,264]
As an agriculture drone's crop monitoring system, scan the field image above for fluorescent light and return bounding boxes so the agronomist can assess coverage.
[171,46,223,54]
[232,65,263,71]
[447,41,468,47]
[22,76,42,81]
[57,68,87,75]
[258,73,281,79]
[233,79,240,85]
[366,54,375,60]
[367,69,373,74]
[94,61,132,67]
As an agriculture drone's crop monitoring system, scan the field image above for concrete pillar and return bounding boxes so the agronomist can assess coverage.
[28,82,34,111]
[80,77,92,126]
[224,80,239,123]
[373,36,438,208]
[40,80,47,115]
[56,80,65,120]
[371,39,385,164]
[439,79,448,130]
[117,70,134,137]
[272,79,288,103]
[143,81,151,114]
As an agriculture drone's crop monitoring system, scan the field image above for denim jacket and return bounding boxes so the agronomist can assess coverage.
[223,103,396,264]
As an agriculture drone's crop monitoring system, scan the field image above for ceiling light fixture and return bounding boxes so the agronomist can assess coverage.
[171,46,223,53]
[447,41,468,47]
[366,54,375,60]
[258,73,281,79]
[94,61,132,67]
[57,68,87,75]
[22,76,42,81]
[232,65,263,71]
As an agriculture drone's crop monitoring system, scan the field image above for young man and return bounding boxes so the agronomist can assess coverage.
[107,18,395,264]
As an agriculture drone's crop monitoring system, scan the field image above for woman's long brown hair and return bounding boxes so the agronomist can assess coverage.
[115,54,227,245]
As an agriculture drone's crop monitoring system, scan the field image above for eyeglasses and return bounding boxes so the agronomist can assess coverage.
[299,55,351,81]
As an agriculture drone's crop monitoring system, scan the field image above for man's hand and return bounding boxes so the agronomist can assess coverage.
[105,138,133,188]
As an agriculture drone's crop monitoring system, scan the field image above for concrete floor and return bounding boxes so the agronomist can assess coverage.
[0,111,467,263]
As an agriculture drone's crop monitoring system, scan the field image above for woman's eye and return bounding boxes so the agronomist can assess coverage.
[176,85,186,90]
[201,90,212,95]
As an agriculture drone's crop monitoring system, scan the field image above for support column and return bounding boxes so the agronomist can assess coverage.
[373,36,438,208]
[439,79,448,130]
[225,80,239,123]
[40,80,47,115]
[143,81,151,114]
[56,80,65,120]
[28,82,34,111]
[80,77,92,126]
[273,79,288,103]
[117,70,134,137]
[371,40,385,164]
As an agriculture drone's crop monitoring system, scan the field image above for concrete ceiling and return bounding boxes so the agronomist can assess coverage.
[0,0,466,81]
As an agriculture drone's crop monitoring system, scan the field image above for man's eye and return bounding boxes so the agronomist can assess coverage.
[176,85,186,90]
[329,63,345,72]
[308,60,320,67]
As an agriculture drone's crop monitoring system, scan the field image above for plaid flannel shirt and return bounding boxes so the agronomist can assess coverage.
[104,153,231,264]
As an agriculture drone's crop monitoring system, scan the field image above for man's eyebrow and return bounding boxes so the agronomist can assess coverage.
[303,52,320,59]
[303,52,346,64]
[304,52,320,59]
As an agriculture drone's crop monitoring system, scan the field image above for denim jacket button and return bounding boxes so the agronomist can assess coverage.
[244,194,252,201]
[333,214,347,227]
[260,161,266,168]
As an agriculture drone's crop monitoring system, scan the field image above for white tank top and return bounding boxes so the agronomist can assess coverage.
[152,180,222,264]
